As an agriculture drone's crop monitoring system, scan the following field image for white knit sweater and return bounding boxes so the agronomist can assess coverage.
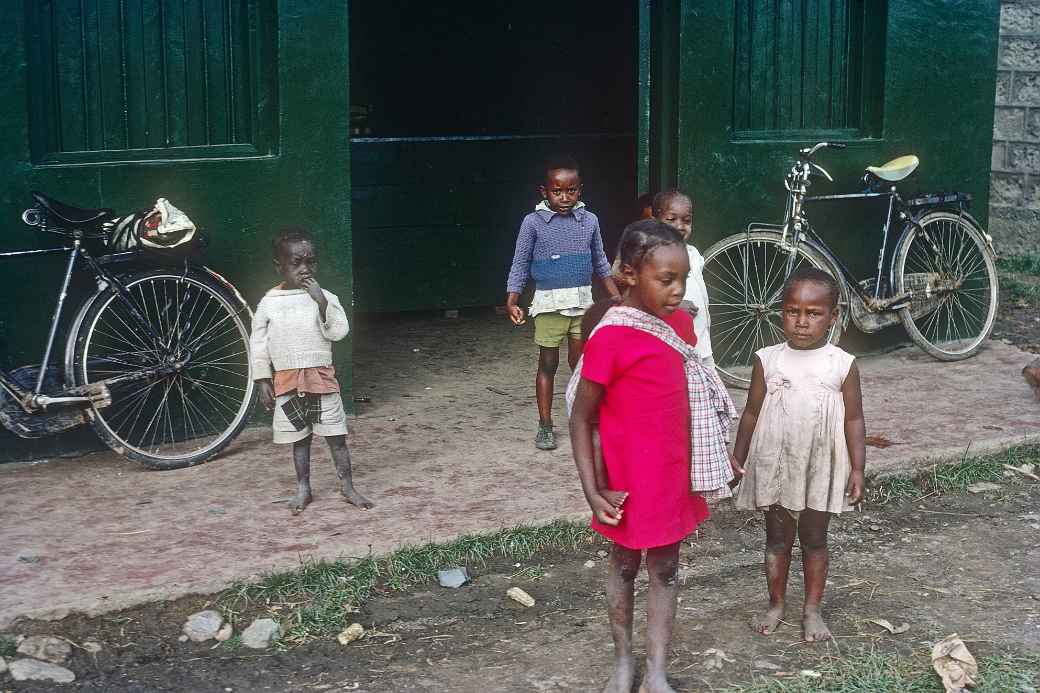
[250,287,350,380]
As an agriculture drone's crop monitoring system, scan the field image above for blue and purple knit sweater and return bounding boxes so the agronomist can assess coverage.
[506,206,612,295]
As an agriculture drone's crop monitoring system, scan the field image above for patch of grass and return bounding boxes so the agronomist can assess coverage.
[219,634,242,651]
[868,444,1039,505]
[998,252,1040,276]
[731,649,1039,693]
[998,253,1040,307]
[218,519,596,645]
[0,633,17,658]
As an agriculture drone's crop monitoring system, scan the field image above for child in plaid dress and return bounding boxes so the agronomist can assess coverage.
[569,220,734,693]
[251,229,372,514]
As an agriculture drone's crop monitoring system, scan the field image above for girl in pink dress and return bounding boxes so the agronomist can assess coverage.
[569,219,731,693]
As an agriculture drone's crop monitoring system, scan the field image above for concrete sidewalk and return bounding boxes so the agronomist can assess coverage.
[1,312,1038,628]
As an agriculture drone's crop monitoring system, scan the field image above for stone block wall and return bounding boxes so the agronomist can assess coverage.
[992,0,1040,253]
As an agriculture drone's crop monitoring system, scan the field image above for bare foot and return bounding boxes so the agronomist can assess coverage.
[601,656,634,693]
[802,608,832,642]
[341,486,374,510]
[637,670,677,693]
[290,486,312,515]
[752,603,785,635]
[601,489,628,510]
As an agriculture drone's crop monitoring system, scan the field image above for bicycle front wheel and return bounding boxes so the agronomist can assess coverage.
[702,231,848,388]
[71,268,256,469]
[894,212,998,360]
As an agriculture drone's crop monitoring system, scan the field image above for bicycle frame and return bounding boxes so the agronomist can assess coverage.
[0,242,170,412]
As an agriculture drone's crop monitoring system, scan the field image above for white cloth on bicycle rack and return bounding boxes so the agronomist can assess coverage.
[684,245,715,369]
[250,288,350,380]
[734,342,856,515]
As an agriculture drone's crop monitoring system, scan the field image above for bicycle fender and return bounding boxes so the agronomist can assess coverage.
[198,265,254,320]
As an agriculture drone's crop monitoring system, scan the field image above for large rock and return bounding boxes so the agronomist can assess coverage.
[9,658,76,683]
[16,635,72,664]
[240,618,281,649]
[181,610,224,643]
[0,655,7,674]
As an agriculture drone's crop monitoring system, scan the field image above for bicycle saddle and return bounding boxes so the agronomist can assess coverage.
[31,191,113,226]
[865,155,919,182]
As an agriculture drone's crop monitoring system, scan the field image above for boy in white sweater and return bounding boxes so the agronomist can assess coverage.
[251,229,372,514]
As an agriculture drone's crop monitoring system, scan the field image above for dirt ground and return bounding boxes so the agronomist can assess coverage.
[4,476,1038,692]
[993,282,1040,354]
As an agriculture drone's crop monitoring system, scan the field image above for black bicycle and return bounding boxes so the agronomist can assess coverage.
[0,192,256,469]
[702,142,999,388]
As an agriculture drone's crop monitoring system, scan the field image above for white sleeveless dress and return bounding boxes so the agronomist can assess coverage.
[734,342,856,514]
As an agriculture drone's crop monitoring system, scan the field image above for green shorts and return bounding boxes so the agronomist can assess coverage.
[533,312,583,348]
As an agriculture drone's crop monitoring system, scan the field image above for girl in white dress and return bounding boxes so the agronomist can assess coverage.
[732,266,866,643]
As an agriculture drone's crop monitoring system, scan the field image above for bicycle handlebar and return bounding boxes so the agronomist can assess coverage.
[799,142,847,159]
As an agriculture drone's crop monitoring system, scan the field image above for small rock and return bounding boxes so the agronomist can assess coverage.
[506,587,535,607]
[240,618,281,649]
[583,560,596,569]
[0,656,7,674]
[9,658,76,683]
[337,623,365,645]
[17,635,72,664]
[182,610,224,642]
[437,568,470,589]
[596,550,608,558]
[82,640,103,654]
[753,659,782,670]
[966,482,1002,494]
[178,635,189,643]
[215,624,234,642]
[869,524,881,531]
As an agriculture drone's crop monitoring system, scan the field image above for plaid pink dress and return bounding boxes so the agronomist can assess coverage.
[581,310,709,549]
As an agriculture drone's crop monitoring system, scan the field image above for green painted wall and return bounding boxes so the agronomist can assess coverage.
[0,1,352,461]
[675,0,1000,279]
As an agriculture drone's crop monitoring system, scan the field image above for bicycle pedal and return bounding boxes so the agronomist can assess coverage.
[63,383,113,409]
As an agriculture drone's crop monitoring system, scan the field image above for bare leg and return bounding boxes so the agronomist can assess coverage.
[290,436,313,514]
[327,435,373,510]
[567,335,584,370]
[536,346,560,426]
[798,509,832,642]
[639,542,681,693]
[752,506,796,634]
[602,543,641,693]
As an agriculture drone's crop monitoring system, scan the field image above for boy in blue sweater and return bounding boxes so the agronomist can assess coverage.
[506,157,621,450]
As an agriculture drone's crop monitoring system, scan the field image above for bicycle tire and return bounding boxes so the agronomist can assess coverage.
[893,211,998,361]
[702,230,849,388]
[70,268,256,469]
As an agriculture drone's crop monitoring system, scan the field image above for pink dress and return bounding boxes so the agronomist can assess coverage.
[581,310,710,549]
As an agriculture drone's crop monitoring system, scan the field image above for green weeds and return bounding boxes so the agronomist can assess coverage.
[868,444,1038,505]
[218,520,595,645]
[731,649,1039,693]
[998,253,1040,307]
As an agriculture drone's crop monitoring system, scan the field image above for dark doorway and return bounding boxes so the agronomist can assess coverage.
[349,1,638,312]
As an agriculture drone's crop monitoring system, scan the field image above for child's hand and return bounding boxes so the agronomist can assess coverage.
[600,488,629,510]
[845,469,866,506]
[728,453,745,487]
[680,300,699,318]
[589,493,624,526]
[300,277,328,309]
[257,379,275,412]
[507,304,526,325]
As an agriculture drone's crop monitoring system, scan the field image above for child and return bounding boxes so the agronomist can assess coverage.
[505,156,620,450]
[568,219,734,693]
[653,190,715,369]
[250,229,373,514]
[732,266,866,642]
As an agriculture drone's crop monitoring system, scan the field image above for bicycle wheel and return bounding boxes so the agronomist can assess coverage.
[894,211,998,360]
[71,268,256,469]
[702,231,849,388]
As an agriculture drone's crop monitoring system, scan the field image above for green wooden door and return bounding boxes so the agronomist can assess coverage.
[0,1,353,461]
[674,0,999,277]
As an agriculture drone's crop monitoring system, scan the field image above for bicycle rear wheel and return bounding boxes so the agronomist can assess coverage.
[702,231,848,388]
[71,268,256,469]
[894,212,998,360]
